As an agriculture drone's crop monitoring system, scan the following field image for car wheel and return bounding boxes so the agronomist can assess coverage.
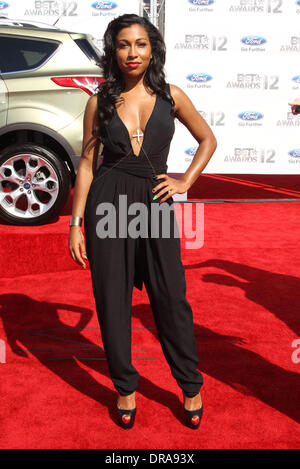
[0,143,71,226]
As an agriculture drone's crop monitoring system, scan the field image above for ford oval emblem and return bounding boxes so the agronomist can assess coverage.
[0,1,9,9]
[185,147,197,156]
[289,149,300,158]
[91,1,118,10]
[241,36,267,46]
[238,112,263,121]
[186,73,212,83]
[188,0,214,5]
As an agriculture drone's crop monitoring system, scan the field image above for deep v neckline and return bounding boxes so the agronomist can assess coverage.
[114,93,159,157]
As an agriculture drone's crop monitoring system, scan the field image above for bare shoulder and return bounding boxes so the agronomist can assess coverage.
[85,93,98,114]
[83,93,99,130]
[169,83,184,98]
[169,83,185,102]
[169,83,194,115]
[167,83,217,145]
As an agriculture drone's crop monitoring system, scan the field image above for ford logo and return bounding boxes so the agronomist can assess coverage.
[185,147,197,156]
[0,1,9,9]
[297,0,300,5]
[238,112,263,121]
[292,75,300,83]
[289,149,300,158]
[188,0,214,5]
[241,36,267,46]
[186,73,212,83]
[91,1,117,10]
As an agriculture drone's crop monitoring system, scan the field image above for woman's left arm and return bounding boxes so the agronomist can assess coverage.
[155,84,217,203]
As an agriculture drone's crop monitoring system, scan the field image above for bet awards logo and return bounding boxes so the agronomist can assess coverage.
[199,110,226,126]
[228,0,282,13]
[227,74,279,90]
[277,112,300,127]
[280,37,300,52]
[174,34,227,51]
[224,148,275,164]
[24,1,78,16]
[177,110,225,127]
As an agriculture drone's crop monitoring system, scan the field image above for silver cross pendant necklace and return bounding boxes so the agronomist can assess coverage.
[132,128,144,144]
[131,110,144,154]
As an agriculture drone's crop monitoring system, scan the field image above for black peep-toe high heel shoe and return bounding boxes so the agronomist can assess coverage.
[117,393,136,430]
[182,391,203,430]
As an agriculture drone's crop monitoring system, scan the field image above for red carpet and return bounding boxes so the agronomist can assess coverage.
[1,196,300,449]
[187,173,300,200]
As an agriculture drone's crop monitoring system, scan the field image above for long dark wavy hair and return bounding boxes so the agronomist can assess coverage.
[94,13,174,137]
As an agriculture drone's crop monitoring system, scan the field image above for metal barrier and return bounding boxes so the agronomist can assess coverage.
[142,0,165,36]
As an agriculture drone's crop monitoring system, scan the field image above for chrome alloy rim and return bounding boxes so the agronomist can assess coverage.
[0,153,60,219]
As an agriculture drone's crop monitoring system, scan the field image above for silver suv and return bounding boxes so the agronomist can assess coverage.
[0,18,103,225]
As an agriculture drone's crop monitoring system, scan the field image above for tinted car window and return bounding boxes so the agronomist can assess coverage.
[0,36,59,73]
[74,38,101,64]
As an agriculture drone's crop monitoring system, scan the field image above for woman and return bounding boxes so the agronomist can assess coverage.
[68,13,217,430]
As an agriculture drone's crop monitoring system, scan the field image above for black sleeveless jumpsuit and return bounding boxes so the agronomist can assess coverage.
[84,84,203,397]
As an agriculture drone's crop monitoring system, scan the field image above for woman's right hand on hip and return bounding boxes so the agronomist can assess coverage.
[68,226,87,269]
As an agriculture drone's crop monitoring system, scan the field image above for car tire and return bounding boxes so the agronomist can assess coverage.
[0,143,71,226]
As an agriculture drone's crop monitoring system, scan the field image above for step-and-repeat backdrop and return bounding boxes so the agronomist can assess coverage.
[164,0,300,174]
[0,0,141,52]
[1,0,300,173]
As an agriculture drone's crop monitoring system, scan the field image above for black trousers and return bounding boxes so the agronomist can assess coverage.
[84,169,203,397]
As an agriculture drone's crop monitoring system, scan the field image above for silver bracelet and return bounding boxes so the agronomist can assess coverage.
[69,216,83,227]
